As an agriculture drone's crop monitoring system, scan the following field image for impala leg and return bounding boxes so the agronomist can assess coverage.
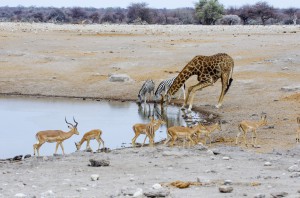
[131,134,139,147]
[142,135,148,147]
[60,142,65,155]
[36,142,44,156]
[243,131,248,147]
[99,137,105,149]
[253,130,258,147]
[86,139,91,150]
[171,136,177,147]
[54,142,60,154]
[188,136,194,148]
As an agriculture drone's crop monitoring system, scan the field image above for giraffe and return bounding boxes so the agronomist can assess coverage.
[162,53,234,111]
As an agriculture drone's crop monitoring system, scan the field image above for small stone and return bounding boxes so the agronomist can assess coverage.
[207,150,214,155]
[152,183,162,190]
[24,154,31,159]
[290,173,300,178]
[254,194,265,198]
[91,174,99,181]
[89,159,110,167]
[130,178,135,182]
[222,156,230,160]
[288,165,300,172]
[109,74,132,82]
[15,193,26,197]
[270,192,288,197]
[144,188,170,197]
[208,114,214,119]
[224,180,232,185]
[226,166,232,170]
[281,85,300,92]
[41,190,54,197]
[133,188,143,197]
[264,162,272,166]
[13,155,23,161]
[219,185,233,193]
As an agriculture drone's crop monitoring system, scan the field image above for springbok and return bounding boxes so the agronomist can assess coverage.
[132,118,165,147]
[200,121,222,145]
[235,115,267,147]
[75,129,105,151]
[296,117,300,143]
[33,117,79,156]
[164,124,204,147]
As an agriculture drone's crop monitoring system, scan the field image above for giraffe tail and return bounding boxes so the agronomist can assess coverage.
[224,62,234,95]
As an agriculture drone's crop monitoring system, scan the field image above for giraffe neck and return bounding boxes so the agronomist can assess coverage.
[167,67,194,96]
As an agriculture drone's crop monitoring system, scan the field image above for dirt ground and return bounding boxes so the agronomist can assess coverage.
[0,23,300,197]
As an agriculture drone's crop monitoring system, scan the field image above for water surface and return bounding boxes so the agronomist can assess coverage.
[0,96,202,158]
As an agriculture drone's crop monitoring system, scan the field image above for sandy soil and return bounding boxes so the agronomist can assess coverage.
[0,23,300,197]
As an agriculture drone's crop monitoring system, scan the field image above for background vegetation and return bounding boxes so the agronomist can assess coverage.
[0,0,299,25]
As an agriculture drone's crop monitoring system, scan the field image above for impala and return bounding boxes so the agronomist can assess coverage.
[200,121,222,145]
[75,129,105,151]
[33,117,79,156]
[132,117,165,147]
[164,124,204,147]
[235,115,267,147]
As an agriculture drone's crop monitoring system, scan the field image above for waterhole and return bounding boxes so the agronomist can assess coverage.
[0,96,212,158]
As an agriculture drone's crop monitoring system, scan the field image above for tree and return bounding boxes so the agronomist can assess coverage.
[237,5,255,25]
[284,8,298,25]
[195,0,224,25]
[253,1,275,25]
[127,2,152,23]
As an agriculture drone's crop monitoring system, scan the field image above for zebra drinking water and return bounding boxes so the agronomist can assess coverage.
[138,79,155,104]
[154,77,186,101]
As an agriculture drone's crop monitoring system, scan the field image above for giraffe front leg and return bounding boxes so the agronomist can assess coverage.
[187,81,212,112]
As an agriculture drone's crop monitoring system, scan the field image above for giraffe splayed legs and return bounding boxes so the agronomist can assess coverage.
[162,53,234,111]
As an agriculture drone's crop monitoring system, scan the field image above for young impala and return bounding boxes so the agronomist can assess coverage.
[164,124,204,147]
[235,115,267,147]
[33,117,79,156]
[132,117,165,147]
[75,129,105,152]
[200,121,222,145]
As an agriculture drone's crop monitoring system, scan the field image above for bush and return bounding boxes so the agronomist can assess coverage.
[218,15,241,25]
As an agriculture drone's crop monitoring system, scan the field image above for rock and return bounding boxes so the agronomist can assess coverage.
[144,188,170,197]
[270,192,288,198]
[219,185,233,193]
[40,190,54,197]
[207,150,214,155]
[24,154,31,159]
[224,180,232,185]
[281,85,300,92]
[290,172,300,178]
[109,74,132,82]
[91,174,99,181]
[15,193,26,197]
[208,114,214,119]
[13,155,23,161]
[89,159,110,167]
[264,162,272,166]
[133,188,143,197]
[222,156,230,160]
[121,186,136,196]
[288,165,300,172]
[152,183,162,190]
[254,194,266,198]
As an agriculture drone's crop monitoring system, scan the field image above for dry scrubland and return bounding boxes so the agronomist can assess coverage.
[0,23,300,197]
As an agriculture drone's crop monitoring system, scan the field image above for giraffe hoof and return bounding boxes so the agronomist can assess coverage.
[215,104,221,109]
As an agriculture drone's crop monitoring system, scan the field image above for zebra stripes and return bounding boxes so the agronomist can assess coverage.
[138,79,155,104]
[154,77,186,100]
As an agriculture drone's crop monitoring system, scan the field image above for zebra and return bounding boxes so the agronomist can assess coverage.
[154,76,186,101]
[138,79,155,104]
